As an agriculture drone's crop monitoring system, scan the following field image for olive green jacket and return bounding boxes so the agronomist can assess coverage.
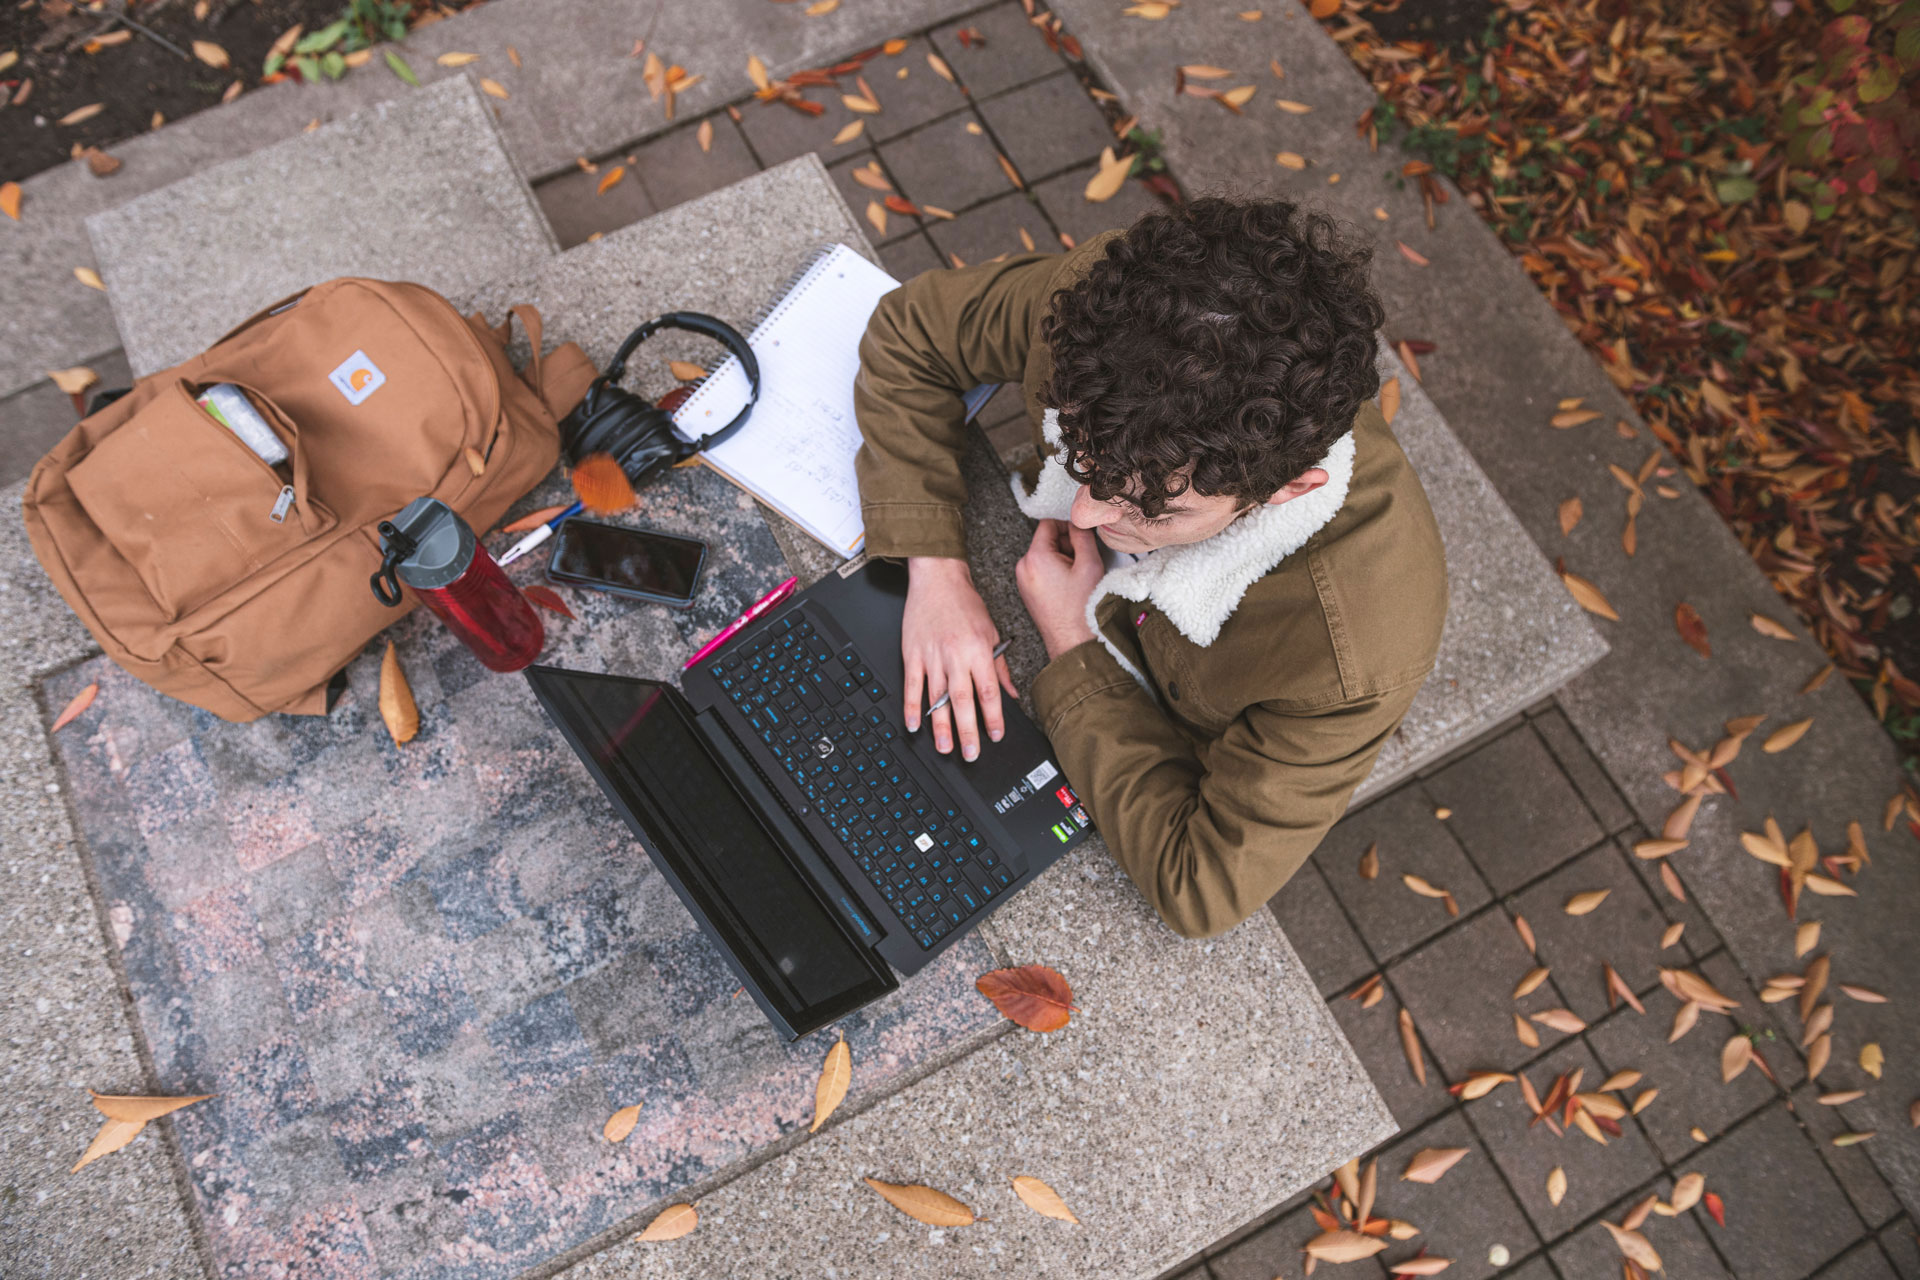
[852,234,1449,938]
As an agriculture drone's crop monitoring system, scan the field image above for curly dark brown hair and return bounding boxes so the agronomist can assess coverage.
[1041,196,1385,517]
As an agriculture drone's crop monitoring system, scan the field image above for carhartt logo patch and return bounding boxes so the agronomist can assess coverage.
[328,350,386,405]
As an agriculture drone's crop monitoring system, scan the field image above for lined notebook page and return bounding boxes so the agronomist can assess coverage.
[672,244,900,555]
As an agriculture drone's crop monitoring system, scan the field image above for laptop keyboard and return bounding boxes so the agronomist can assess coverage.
[706,609,1020,951]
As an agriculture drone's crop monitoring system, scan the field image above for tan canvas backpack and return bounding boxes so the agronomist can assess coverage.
[22,277,596,722]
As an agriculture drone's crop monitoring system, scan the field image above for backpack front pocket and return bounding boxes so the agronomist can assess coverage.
[67,380,336,620]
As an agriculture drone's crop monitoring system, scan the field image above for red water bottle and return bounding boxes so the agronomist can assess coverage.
[372,497,544,672]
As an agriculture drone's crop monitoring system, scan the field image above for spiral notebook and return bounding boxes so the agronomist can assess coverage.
[672,243,997,556]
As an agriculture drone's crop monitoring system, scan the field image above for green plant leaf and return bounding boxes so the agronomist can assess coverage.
[293,53,321,81]
[1715,174,1760,204]
[1896,23,1920,64]
[263,51,285,77]
[1858,57,1897,102]
[294,19,348,53]
[385,48,419,86]
[321,50,346,79]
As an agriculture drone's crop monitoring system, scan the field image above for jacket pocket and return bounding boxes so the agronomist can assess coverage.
[66,380,336,621]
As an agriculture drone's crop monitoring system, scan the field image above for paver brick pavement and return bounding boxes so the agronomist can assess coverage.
[1318,784,1492,963]
[1548,1184,1733,1280]
[630,113,763,216]
[929,4,1070,99]
[1369,1111,1540,1280]
[1790,1083,1904,1232]
[879,110,1024,215]
[535,163,659,252]
[853,37,975,142]
[1207,1203,1385,1280]
[1531,706,1636,836]
[975,72,1116,183]
[1268,863,1374,1000]
[1389,908,1571,1079]
[1506,840,1686,1024]
[1584,991,1777,1167]
[1680,1103,1863,1279]
[925,190,1056,267]
[1325,982,1452,1135]
[1030,158,1160,246]
[1817,1240,1903,1280]
[1426,723,1606,896]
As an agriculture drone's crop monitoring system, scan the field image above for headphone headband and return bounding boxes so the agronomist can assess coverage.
[597,310,761,455]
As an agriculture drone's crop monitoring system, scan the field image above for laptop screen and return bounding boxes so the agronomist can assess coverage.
[526,667,892,1036]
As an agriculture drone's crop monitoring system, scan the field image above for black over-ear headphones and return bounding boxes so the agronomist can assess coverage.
[560,311,761,488]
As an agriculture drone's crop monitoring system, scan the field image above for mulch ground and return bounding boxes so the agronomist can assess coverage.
[1322,0,1920,777]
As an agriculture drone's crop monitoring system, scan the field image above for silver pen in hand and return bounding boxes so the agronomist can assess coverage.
[923,640,1012,715]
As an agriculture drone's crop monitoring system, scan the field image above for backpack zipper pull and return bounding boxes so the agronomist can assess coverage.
[270,485,296,524]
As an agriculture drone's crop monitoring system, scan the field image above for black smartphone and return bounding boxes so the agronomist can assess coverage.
[546,518,708,608]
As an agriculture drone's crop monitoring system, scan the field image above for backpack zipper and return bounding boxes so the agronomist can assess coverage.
[270,485,296,523]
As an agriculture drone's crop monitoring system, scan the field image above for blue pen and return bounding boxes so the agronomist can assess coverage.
[498,500,583,566]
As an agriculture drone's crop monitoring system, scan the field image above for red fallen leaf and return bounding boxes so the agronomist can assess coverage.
[50,682,99,732]
[1703,1191,1726,1227]
[1310,1203,1341,1232]
[501,504,570,534]
[523,585,575,619]
[1674,602,1710,658]
[882,195,921,216]
[975,964,1075,1032]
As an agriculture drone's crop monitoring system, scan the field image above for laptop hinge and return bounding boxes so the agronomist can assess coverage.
[691,711,887,949]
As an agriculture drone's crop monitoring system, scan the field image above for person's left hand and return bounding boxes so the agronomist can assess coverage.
[1015,518,1103,659]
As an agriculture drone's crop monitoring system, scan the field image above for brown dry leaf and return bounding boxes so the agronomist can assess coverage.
[804,0,839,13]
[1659,863,1687,901]
[1808,1035,1831,1080]
[1514,1012,1540,1047]
[1720,1034,1753,1082]
[1601,1222,1662,1270]
[1221,85,1258,109]
[832,120,865,144]
[1514,966,1550,999]
[1635,838,1687,860]
[50,682,99,732]
[996,152,1024,190]
[850,163,892,192]
[603,1104,642,1143]
[1661,922,1685,949]
[1387,1259,1452,1277]
[1357,1157,1378,1227]
[1839,984,1887,1003]
[74,267,106,291]
[1306,1230,1388,1262]
[1633,1088,1658,1114]
[1532,1008,1587,1034]
[1801,664,1836,694]
[1514,914,1537,954]
[83,147,120,176]
[1402,873,1446,899]
[1749,613,1796,640]
[1181,64,1234,79]
[1558,496,1583,535]
[1674,603,1711,658]
[379,643,419,745]
[927,51,954,82]
[975,964,1074,1032]
[667,360,707,382]
[1547,1166,1568,1206]
[637,1203,698,1240]
[192,39,230,68]
[1606,964,1646,1014]
[1011,1175,1078,1223]
[1358,842,1379,880]
[437,51,481,66]
[746,53,770,91]
[865,200,888,235]
[1271,151,1309,172]
[570,453,637,514]
[864,1178,975,1226]
[1401,1147,1469,1184]
[1334,1156,1361,1208]
[696,119,714,152]
[1860,1043,1884,1079]
[1910,1099,1919,1128]
[1084,147,1133,203]
[842,92,880,114]
[1600,1069,1643,1092]
[1564,889,1611,916]
[1739,826,1790,868]
[1560,570,1619,621]
[58,103,105,126]
[1833,1131,1875,1147]
[810,1037,850,1133]
[1795,921,1821,957]
[75,1092,213,1171]
[1762,719,1812,753]
[1397,241,1430,266]
[1457,1071,1514,1100]
[1663,794,1702,841]
[1276,98,1313,113]
[1379,377,1401,424]
[1553,408,1604,428]
[0,181,20,221]
[1804,874,1856,897]
[1666,968,1740,1011]
[480,78,511,100]
[1668,1172,1704,1212]
[1398,1007,1426,1086]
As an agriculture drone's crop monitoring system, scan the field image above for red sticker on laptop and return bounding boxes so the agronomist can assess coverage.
[1055,785,1075,807]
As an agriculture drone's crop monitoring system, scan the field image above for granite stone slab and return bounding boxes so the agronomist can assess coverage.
[86,76,557,378]
[0,0,983,402]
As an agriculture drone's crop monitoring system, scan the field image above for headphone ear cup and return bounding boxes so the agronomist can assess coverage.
[610,406,680,487]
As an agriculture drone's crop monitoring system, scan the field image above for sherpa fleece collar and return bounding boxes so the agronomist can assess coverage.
[1012,407,1356,680]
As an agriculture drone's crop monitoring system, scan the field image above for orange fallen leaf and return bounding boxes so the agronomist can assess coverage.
[1861,1043,1884,1078]
[1388,1258,1453,1276]
[996,152,1023,190]
[804,0,839,14]
[1660,922,1685,949]
[1400,1147,1468,1184]
[1720,1033,1753,1082]
[1560,569,1619,620]
[866,200,888,235]
[637,1203,698,1240]
[1275,151,1307,170]
[1749,613,1796,640]
[597,166,627,195]
[1514,1011,1540,1047]
[379,643,419,745]
[1552,408,1603,428]
[1379,376,1401,424]
[668,360,708,382]
[1358,842,1379,879]
[1564,889,1610,916]
[1601,1221,1661,1271]
[1513,966,1550,999]
[1455,1071,1514,1100]
[479,78,510,99]
[59,103,105,126]
[522,585,575,619]
[571,453,637,513]
[1532,1008,1586,1034]
[1305,1230,1388,1261]
[865,1178,974,1225]
[437,51,481,66]
[50,682,99,732]
[0,181,21,221]
[74,1092,213,1171]
[1762,719,1812,753]
[832,119,865,144]
[976,964,1074,1032]
[1011,1175,1078,1223]
[1634,838,1687,860]
[502,504,569,534]
[1559,496,1583,535]
[604,1104,642,1142]
[1547,1166,1568,1205]
[696,119,713,152]
[810,1037,850,1132]
[1309,0,1341,16]
[1674,603,1710,658]
[1085,147,1133,202]
[926,51,954,82]
[1514,914,1536,953]
[1398,1007,1426,1086]
[1839,984,1887,1003]
[74,267,106,291]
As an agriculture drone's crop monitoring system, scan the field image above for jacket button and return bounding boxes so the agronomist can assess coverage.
[1168,681,1180,701]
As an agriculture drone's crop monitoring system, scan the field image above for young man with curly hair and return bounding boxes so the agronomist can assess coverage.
[852,197,1448,939]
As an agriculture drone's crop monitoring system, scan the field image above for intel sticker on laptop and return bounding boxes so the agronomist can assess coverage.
[328,350,386,405]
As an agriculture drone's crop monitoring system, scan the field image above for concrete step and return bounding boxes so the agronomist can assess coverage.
[0,0,981,403]
[87,74,554,377]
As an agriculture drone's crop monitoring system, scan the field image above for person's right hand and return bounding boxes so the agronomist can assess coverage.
[902,556,1018,760]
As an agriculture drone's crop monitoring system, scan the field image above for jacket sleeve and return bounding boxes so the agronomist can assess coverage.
[1029,639,1421,939]
[852,251,1067,560]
